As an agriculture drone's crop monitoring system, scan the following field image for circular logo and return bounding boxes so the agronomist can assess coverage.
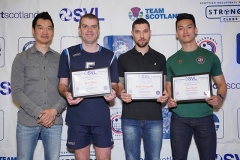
[196,56,205,64]
[111,114,122,134]
[213,114,220,131]
[104,86,108,90]
[198,40,216,54]
[22,41,35,51]
[128,7,143,21]
[156,91,160,95]
[59,8,72,21]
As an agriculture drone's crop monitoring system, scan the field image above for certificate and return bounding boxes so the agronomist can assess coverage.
[70,67,112,98]
[171,72,212,103]
[125,72,163,100]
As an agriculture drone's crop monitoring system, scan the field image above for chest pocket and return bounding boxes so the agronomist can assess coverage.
[25,62,40,78]
[47,63,59,78]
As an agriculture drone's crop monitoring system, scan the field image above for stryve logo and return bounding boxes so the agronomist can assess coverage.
[206,5,240,22]
[59,7,104,22]
[0,81,11,95]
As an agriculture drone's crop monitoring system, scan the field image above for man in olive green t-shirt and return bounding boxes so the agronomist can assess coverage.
[166,13,227,160]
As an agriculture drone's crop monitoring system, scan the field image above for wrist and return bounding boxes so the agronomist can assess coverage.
[217,94,225,102]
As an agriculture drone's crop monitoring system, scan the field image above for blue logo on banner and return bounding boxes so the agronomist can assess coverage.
[216,153,240,160]
[237,33,240,64]
[162,108,171,139]
[59,8,104,22]
[22,41,35,51]
[213,114,220,131]
[103,36,133,58]
[0,81,11,95]
[59,8,72,21]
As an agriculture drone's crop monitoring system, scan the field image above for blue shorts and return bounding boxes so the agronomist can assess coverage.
[67,123,114,150]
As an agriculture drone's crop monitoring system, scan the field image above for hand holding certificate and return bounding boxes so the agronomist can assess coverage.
[125,72,163,100]
[171,72,212,103]
[70,67,112,98]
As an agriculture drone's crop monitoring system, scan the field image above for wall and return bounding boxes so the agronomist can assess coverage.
[0,0,240,159]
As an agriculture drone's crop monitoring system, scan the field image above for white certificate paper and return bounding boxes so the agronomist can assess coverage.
[125,72,163,100]
[172,73,212,102]
[70,67,111,98]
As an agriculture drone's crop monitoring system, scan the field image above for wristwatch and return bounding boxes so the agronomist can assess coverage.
[218,94,225,102]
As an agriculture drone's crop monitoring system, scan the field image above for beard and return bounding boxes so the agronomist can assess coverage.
[134,39,149,48]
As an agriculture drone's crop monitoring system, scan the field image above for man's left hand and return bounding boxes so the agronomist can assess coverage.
[206,95,222,106]
[38,108,57,128]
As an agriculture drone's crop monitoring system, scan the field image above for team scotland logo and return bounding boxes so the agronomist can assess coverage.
[196,56,205,64]
[59,8,72,21]
[110,111,122,139]
[128,7,143,21]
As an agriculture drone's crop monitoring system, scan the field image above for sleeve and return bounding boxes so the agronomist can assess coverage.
[110,54,119,83]
[11,54,42,120]
[58,49,70,78]
[52,97,67,117]
[117,55,125,77]
[210,54,223,76]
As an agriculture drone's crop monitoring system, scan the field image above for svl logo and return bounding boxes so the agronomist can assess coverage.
[185,76,197,81]
[216,153,240,160]
[237,33,240,64]
[59,7,104,22]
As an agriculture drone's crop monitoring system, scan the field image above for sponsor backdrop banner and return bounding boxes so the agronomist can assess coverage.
[0,0,240,159]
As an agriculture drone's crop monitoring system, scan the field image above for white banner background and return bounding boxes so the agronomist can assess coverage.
[0,0,240,159]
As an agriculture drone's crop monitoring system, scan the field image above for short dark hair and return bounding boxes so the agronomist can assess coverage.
[132,18,150,31]
[32,12,54,29]
[176,13,196,30]
[79,13,99,28]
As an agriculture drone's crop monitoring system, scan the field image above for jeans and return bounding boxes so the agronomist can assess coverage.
[122,119,163,160]
[16,122,62,160]
[170,113,216,160]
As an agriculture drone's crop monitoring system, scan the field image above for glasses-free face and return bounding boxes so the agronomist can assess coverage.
[32,19,54,45]
[78,18,100,45]
[132,23,151,48]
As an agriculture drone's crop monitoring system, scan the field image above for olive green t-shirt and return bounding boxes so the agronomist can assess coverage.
[166,47,223,118]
